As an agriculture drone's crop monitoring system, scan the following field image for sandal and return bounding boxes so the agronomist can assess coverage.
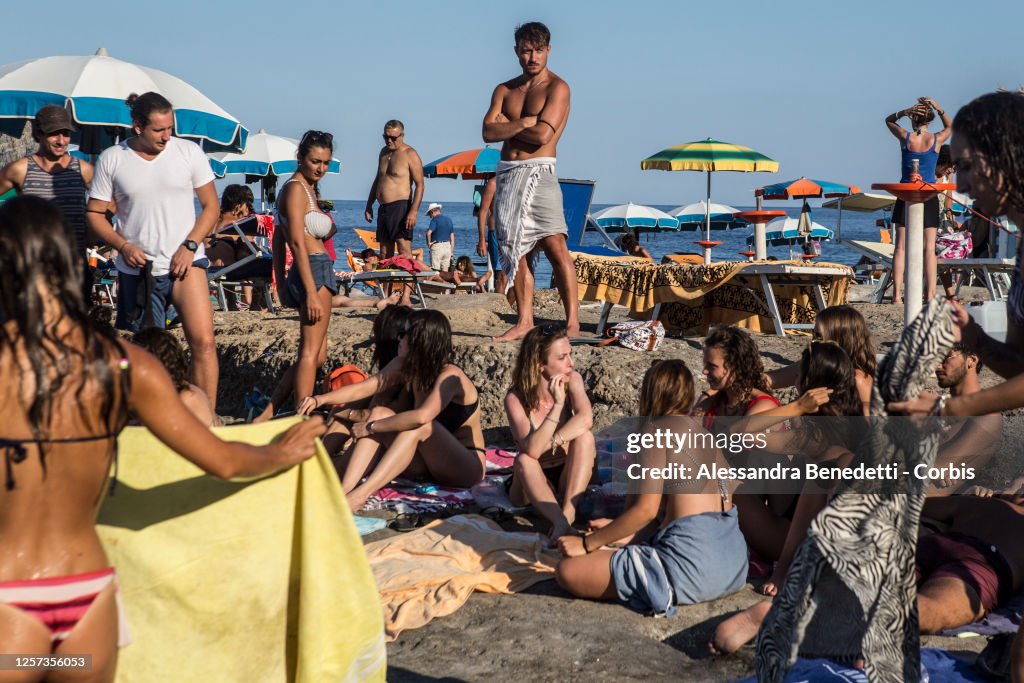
[387,512,422,533]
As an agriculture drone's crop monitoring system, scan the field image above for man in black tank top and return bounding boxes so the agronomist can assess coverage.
[0,106,94,258]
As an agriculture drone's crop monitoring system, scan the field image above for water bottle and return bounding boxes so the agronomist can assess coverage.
[909,158,922,184]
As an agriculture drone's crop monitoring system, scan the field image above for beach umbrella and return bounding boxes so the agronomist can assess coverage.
[209,128,341,210]
[822,191,896,241]
[755,177,861,200]
[591,202,679,233]
[423,147,500,179]
[671,200,748,229]
[641,138,778,263]
[0,48,248,154]
[747,215,834,246]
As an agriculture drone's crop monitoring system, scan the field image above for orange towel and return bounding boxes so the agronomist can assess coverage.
[366,515,558,640]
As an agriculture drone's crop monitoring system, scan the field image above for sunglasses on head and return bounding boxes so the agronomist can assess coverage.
[383,132,403,142]
[301,130,333,146]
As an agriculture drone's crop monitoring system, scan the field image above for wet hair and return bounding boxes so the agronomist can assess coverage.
[510,324,569,412]
[132,328,190,392]
[515,21,551,48]
[220,184,254,215]
[125,92,173,128]
[639,360,695,419]
[360,248,378,260]
[799,342,861,418]
[371,305,413,371]
[297,129,334,161]
[402,309,453,395]
[620,232,639,252]
[703,325,770,404]
[455,255,475,276]
[793,341,865,455]
[0,196,124,472]
[814,305,877,377]
[953,91,1024,214]
[384,120,404,132]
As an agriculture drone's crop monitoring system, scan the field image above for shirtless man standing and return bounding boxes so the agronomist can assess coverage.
[365,119,424,307]
[482,21,579,341]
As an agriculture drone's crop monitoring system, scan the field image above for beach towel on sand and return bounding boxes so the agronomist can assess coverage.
[756,297,956,683]
[365,514,558,640]
[97,418,386,682]
[740,648,981,683]
[494,157,568,293]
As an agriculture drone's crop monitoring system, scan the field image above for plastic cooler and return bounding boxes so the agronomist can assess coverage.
[967,301,1007,343]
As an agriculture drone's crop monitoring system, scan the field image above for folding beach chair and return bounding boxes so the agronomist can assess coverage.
[206,216,275,312]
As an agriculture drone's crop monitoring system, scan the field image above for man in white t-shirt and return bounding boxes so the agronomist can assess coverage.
[86,92,221,408]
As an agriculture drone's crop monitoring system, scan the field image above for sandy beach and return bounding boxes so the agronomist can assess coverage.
[200,287,1023,682]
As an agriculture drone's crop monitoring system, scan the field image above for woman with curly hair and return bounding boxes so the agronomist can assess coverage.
[505,324,595,541]
[693,325,778,423]
[768,305,877,415]
[0,196,323,673]
[298,309,485,510]
[131,328,217,428]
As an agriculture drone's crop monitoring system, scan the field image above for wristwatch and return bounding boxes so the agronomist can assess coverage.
[182,239,199,252]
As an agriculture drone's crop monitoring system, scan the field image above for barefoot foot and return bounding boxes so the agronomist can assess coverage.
[493,324,534,342]
[710,601,772,655]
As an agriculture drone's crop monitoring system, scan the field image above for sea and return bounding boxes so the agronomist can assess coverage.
[325,200,887,287]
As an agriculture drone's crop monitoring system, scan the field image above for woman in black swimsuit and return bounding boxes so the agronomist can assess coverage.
[0,196,324,676]
[298,309,485,511]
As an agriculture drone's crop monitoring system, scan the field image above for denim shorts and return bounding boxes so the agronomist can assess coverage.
[282,253,338,308]
[115,258,209,332]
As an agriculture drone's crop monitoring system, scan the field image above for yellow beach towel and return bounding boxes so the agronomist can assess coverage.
[366,515,558,640]
[97,418,386,682]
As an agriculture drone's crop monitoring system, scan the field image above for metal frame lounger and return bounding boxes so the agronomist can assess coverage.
[847,239,1013,304]
[340,269,441,309]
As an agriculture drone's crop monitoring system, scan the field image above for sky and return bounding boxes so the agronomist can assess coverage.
[5,0,1023,207]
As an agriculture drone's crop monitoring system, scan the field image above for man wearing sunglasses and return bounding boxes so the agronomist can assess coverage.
[482,21,579,341]
[0,105,94,260]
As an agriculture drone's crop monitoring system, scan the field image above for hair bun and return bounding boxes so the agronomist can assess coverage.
[125,93,139,108]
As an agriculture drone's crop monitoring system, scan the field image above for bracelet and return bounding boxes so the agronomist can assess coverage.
[544,415,560,425]
[367,420,376,434]
[582,534,591,553]
[312,396,319,410]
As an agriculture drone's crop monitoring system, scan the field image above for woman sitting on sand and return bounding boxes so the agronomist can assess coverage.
[313,305,414,455]
[729,340,864,597]
[0,196,324,674]
[298,309,485,511]
[692,325,779,423]
[131,328,219,428]
[555,360,748,613]
[505,324,596,541]
[767,305,876,416]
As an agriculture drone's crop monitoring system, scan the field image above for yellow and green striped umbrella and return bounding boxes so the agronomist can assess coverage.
[642,138,778,262]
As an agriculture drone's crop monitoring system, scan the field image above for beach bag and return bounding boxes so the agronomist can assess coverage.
[318,364,367,405]
[936,231,973,260]
[599,320,665,352]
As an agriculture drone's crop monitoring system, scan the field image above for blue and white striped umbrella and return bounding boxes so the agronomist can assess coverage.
[746,216,834,246]
[591,202,679,232]
[208,129,341,178]
[0,48,248,154]
[670,200,748,229]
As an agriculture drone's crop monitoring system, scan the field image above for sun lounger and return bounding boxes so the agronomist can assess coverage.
[206,216,275,312]
[847,239,1014,304]
[342,268,442,309]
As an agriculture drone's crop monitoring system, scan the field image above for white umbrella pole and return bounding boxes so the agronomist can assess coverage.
[704,171,712,265]
[754,195,767,260]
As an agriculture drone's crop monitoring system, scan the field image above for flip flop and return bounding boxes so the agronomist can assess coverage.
[387,512,422,533]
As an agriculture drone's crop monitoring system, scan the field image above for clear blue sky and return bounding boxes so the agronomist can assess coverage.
[6,0,1023,207]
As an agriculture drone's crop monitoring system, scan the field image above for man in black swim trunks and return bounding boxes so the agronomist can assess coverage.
[364,120,424,306]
